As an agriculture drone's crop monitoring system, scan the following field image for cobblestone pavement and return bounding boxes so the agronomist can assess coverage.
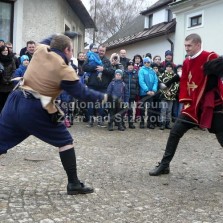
[1,121,223,223]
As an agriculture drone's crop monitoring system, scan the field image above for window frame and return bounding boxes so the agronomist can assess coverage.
[0,0,14,42]
[148,14,153,28]
[187,10,204,30]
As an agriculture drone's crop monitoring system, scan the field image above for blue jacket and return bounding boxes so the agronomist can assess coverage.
[13,64,27,85]
[138,66,158,96]
[87,51,102,66]
[107,79,129,102]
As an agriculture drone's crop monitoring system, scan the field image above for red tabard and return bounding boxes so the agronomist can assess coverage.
[179,51,218,123]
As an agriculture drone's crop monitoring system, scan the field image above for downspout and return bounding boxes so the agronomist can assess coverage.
[165,31,174,62]
[167,36,174,52]
[165,19,175,59]
[166,30,174,53]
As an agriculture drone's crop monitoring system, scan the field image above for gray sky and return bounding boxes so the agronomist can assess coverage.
[81,0,160,46]
[81,0,159,11]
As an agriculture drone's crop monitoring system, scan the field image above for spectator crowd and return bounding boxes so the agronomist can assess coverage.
[0,37,190,132]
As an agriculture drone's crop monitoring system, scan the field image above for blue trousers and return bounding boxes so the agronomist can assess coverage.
[0,90,73,154]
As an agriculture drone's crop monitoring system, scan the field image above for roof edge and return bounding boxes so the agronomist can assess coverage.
[66,0,96,29]
[140,0,173,15]
[105,19,176,50]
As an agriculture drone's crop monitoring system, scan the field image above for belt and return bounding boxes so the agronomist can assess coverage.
[18,88,37,99]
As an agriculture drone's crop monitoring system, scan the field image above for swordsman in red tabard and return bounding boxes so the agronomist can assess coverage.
[149,33,223,176]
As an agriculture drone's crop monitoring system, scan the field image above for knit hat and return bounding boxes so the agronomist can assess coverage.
[165,62,173,69]
[0,38,4,42]
[165,50,173,57]
[20,55,29,64]
[127,60,134,66]
[115,69,123,76]
[152,63,159,68]
[176,64,182,70]
[143,57,151,64]
[145,53,152,59]
[89,43,98,51]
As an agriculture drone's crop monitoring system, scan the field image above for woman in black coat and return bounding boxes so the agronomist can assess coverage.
[0,45,16,112]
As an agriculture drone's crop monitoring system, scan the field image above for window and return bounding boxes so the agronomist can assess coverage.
[190,15,202,27]
[65,24,70,32]
[149,14,153,28]
[187,11,204,29]
[0,1,13,42]
[167,9,173,22]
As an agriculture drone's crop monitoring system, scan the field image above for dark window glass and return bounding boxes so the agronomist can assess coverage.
[190,15,202,27]
[149,14,153,28]
[168,9,173,22]
[0,1,13,42]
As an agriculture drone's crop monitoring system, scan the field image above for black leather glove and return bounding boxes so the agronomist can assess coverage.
[64,31,79,39]
[204,57,223,78]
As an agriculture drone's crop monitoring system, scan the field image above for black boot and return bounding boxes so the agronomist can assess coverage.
[60,148,94,195]
[165,121,172,129]
[122,121,126,129]
[149,133,180,176]
[129,122,135,129]
[118,122,125,131]
[149,163,170,176]
[140,121,144,129]
[67,181,94,195]
[108,122,113,131]
[160,122,165,130]
[147,122,155,129]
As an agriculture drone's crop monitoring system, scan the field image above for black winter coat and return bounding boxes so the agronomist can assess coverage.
[83,56,114,91]
[123,70,139,100]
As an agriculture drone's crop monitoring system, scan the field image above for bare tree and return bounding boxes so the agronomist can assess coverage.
[86,0,148,44]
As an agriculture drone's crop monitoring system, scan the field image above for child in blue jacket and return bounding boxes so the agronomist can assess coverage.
[107,69,129,131]
[138,57,158,129]
[84,43,103,83]
[13,55,29,85]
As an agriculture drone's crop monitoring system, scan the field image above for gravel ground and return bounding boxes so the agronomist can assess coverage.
[0,121,223,223]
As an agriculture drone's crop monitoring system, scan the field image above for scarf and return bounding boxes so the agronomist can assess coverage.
[50,48,69,65]
[0,53,13,66]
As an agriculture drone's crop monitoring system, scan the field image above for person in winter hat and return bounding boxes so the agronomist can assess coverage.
[161,50,176,70]
[123,60,139,129]
[158,61,179,130]
[138,57,158,129]
[165,50,173,57]
[143,57,151,64]
[107,69,129,131]
[132,54,143,121]
[84,43,103,83]
[13,55,30,85]
[151,62,162,127]
[0,45,16,112]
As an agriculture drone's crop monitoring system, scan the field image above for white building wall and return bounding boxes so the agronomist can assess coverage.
[13,0,85,56]
[106,33,175,62]
[173,0,223,64]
